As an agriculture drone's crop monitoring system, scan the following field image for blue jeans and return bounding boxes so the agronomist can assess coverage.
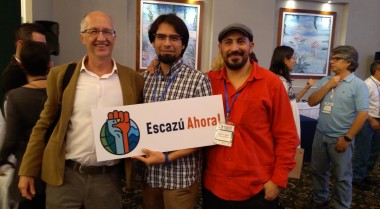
[353,121,380,182]
[311,130,353,209]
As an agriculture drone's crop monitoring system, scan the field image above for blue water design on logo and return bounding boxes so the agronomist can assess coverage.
[100,111,140,155]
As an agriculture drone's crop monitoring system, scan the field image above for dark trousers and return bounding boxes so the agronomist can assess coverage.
[203,188,280,209]
[45,165,123,209]
[18,195,46,209]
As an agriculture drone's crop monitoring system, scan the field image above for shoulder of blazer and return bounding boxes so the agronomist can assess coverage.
[49,61,81,81]
[46,62,81,102]
[116,63,144,82]
[50,63,74,75]
[116,63,140,75]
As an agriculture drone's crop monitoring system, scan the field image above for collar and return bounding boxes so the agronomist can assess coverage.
[341,72,355,83]
[155,58,184,77]
[370,75,380,85]
[13,55,21,64]
[80,55,118,75]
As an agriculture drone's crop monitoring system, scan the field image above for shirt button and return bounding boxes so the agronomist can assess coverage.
[228,177,231,180]
[228,157,231,161]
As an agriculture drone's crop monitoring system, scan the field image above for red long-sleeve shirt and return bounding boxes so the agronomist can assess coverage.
[204,61,299,201]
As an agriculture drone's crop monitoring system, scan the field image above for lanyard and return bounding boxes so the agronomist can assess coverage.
[153,70,179,102]
[224,80,242,120]
[330,88,335,101]
[330,79,342,101]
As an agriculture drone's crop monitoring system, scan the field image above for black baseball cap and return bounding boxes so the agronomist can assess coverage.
[218,23,253,43]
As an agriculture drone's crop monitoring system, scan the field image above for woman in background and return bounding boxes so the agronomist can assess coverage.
[269,45,314,137]
[0,40,49,209]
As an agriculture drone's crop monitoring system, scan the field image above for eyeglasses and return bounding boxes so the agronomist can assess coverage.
[81,29,116,37]
[154,34,182,42]
[329,57,344,62]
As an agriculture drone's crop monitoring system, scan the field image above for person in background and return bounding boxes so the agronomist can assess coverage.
[0,23,46,116]
[269,45,314,137]
[133,13,212,209]
[203,23,299,209]
[18,11,144,209]
[0,112,11,209]
[0,40,49,209]
[211,51,225,71]
[249,52,258,63]
[353,60,380,190]
[306,45,369,209]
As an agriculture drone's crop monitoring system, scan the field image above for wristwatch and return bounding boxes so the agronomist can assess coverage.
[344,135,352,142]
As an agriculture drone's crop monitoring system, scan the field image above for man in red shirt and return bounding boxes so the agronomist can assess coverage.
[203,23,299,209]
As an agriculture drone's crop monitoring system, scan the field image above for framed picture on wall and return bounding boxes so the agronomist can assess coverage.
[277,8,336,78]
[136,0,203,72]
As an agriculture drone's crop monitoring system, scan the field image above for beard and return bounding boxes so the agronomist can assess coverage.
[158,54,178,65]
[224,51,249,71]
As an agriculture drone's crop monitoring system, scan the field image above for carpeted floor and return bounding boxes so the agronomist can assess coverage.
[122,161,380,209]
[279,162,380,209]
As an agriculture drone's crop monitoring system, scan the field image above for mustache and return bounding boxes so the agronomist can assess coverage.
[227,51,244,57]
[94,41,109,45]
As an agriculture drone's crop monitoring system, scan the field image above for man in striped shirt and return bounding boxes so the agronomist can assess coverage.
[134,13,212,209]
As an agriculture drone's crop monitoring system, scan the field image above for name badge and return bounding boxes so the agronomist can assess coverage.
[214,123,234,147]
[322,102,334,114]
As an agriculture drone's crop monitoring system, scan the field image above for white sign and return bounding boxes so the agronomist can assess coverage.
[91,95,225,161]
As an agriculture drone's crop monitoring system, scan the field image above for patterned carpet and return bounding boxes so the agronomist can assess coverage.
[122,161,380,209]
[279,162,380,209]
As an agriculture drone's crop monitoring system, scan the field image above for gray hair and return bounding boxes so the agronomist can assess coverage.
[330,45,359,72]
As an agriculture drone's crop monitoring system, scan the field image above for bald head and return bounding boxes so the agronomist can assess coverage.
[80,11,114,32]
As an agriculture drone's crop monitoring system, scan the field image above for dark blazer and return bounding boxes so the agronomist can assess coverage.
[19,60,144,186]
[1,56,28,115]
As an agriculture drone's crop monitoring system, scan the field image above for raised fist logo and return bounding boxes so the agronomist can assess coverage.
[100,110,140,155]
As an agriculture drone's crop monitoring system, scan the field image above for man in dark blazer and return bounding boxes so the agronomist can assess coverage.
[0,23,46,116]
[18,11,144,209]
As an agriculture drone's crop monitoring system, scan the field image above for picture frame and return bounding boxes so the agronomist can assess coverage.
[137,0,203,72]
[277,8,336,78]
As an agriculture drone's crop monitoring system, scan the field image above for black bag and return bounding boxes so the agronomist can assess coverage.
[44,63,76,143]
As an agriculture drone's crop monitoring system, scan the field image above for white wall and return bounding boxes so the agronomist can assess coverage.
[47,0,129,66]
[29,0,380,84]
[32,0,52,20]
[344,0,380,78]
[210,0,276,69]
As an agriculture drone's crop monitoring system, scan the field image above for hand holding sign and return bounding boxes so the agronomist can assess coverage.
[133,148,165,166]
[92,95,224,161]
